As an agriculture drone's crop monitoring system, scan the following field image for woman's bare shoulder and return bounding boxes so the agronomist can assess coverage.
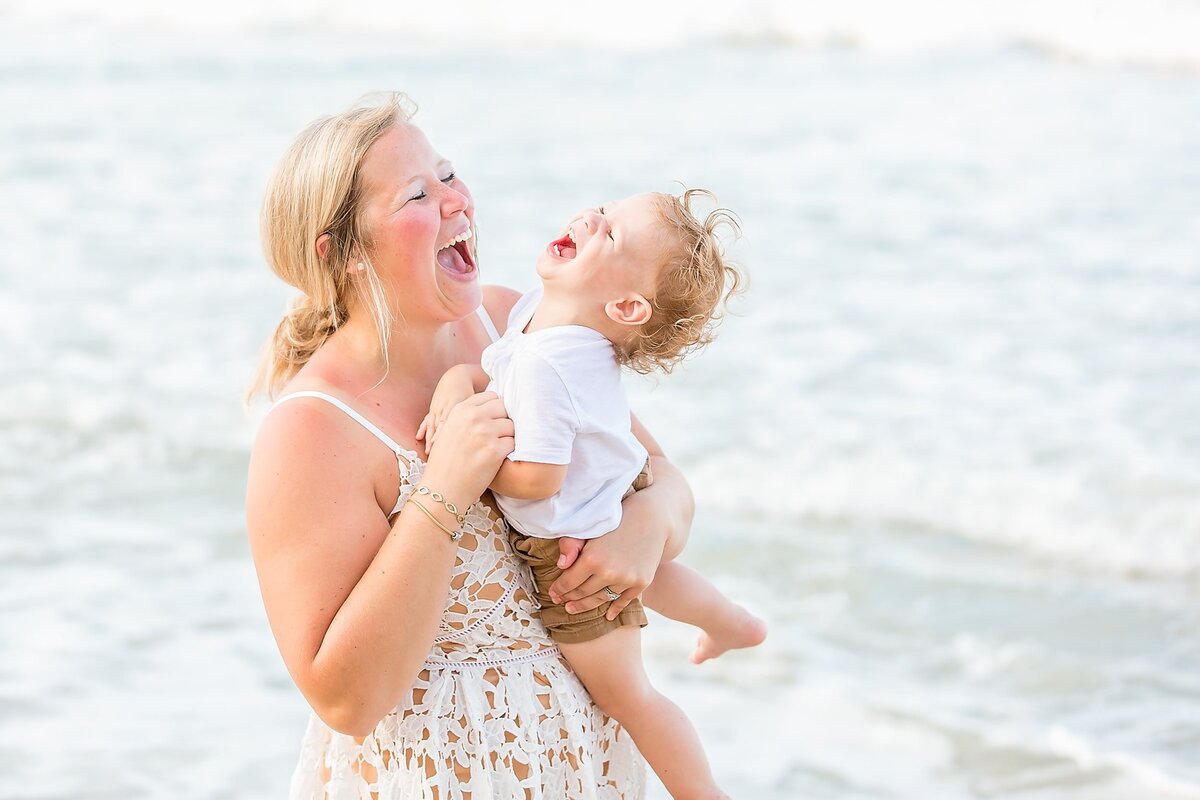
[482,284,523,334]
[247,394,383,521]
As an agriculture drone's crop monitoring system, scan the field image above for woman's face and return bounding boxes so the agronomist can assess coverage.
[358,121,480,321]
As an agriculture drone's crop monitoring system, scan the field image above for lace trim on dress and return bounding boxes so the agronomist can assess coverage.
[432,574,521,644]
[421,647,563,671]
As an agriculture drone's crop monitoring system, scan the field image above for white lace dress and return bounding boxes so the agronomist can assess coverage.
[280,392,646,800]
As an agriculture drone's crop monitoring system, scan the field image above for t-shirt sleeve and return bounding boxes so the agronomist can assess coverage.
[504,351,580,465]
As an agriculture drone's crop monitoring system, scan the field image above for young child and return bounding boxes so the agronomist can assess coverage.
[417,189,765,798]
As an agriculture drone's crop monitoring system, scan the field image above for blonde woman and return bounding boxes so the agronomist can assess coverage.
[245,93,695,799]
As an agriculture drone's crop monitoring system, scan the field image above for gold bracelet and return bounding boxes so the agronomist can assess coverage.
[407,496,463,541]
[413,485,467,528]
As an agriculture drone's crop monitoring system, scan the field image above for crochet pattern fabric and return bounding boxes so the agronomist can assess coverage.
[288,452,646,800]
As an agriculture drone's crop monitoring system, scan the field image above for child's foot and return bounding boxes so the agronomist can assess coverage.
[690,605,767,664]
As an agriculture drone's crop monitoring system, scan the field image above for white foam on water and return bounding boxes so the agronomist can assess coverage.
[685,449,1200,579]
[1,0,1199,69]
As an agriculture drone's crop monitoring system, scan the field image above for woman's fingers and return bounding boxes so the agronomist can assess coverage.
[464,390,500,407]
[552,570,621,604]
[548,562,587,603]
[428,392,514,472]
[604,589,638,621]
[550,536,651,604]
[562,587,637,619]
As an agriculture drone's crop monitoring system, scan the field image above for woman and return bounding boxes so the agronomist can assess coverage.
[244,93,696,799]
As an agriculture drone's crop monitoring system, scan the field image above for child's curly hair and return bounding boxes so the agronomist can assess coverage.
[616,189,746,374]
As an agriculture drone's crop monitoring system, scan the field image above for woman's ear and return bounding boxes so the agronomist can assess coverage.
[604,294,652,327]
[316,232,331,260]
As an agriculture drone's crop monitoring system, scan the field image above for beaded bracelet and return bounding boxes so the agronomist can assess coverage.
[414,486,467,526]
[408,485,467,541]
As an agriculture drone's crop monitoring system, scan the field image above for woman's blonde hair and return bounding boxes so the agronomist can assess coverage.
[617,189,745,374]
[249,92,416,400]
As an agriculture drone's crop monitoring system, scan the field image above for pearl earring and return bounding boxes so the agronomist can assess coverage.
[353,262,366,274]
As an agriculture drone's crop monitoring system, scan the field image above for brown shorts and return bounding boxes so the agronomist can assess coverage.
[508,459,654,645]
[509,532,648,644]
[621,457,654,499]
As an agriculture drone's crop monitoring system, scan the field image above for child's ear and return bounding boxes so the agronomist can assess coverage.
[604,294,653,327]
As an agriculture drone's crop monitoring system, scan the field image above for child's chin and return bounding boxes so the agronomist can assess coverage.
[534,254,559,280]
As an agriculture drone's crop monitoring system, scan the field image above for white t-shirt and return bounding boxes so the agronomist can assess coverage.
[482,287,648,540]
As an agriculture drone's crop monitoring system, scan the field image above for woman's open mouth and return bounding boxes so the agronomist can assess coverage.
[547,226,578,260]
[436,227,476,278]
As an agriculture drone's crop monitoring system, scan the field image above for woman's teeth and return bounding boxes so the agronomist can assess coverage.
[438,228,473,252]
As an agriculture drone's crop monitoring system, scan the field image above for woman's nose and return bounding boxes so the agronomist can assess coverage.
[441,184,470,217]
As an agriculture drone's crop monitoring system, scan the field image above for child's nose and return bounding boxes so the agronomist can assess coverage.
[579,208,602,233]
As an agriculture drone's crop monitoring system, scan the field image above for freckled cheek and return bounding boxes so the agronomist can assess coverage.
[375,214,440,261]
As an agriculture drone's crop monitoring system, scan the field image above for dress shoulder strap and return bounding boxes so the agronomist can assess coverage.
[273,391,416,459]
[475,304,501,343]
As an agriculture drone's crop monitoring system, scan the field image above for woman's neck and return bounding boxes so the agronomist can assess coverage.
[329,308,472,393]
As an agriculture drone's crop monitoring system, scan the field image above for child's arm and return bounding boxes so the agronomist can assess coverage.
[417,364,491,454]
[490,351,576,499]
[490,460,567,500]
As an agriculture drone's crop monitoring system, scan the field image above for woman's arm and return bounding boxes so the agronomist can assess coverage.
[548,413,695,619]
[246,392,513,736]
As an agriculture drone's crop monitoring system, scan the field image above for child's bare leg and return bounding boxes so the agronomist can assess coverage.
[561,627,727,799]
[642,561,767,664]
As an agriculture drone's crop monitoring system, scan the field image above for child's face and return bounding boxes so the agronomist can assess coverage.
[537,192,667,306]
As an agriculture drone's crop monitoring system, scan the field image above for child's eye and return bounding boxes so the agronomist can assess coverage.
[441,172,456,183]
[597,206,614,240]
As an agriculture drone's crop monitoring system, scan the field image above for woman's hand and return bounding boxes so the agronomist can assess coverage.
[420,391,514,508]
[417,365,482,456]
[549,455,694,620]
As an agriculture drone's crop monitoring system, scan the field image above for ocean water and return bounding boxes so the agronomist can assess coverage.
[1,4,1198,799]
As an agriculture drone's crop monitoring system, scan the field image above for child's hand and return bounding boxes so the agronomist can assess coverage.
[417,366,479,455]
[556,537,585,571]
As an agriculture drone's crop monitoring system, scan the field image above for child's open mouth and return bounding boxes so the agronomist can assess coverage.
[436,227,476,277]
[547,226,578,260]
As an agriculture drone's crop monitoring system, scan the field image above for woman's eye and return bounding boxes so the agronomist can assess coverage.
[410,191,427,201]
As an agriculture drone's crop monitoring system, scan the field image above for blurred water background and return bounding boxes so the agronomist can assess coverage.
[1,1,1199,798]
